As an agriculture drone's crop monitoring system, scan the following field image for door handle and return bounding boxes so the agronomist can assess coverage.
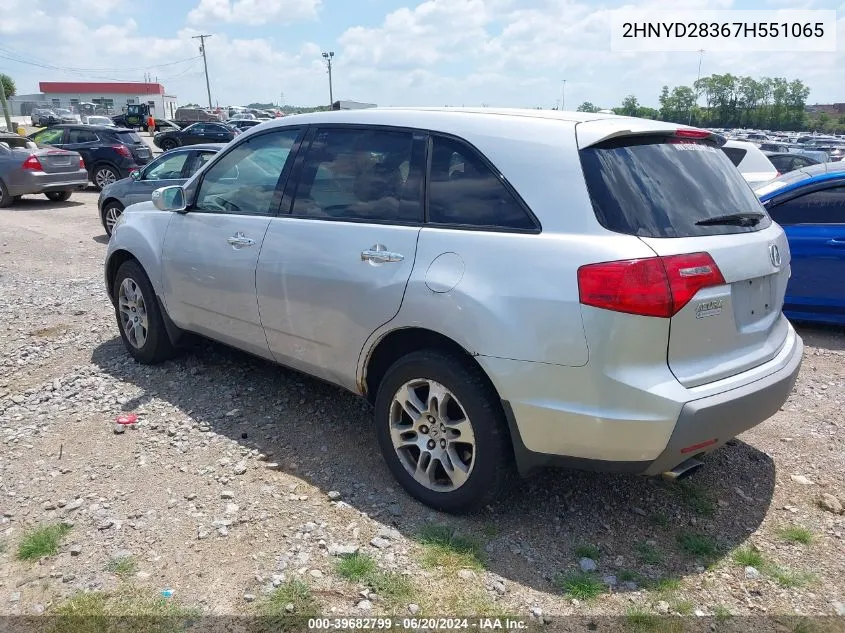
[361,244,404,263]
[227,232,255,249]
[826,239,845,248]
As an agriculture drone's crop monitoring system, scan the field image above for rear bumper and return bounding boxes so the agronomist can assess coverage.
[5,169,90,196]
[485,323,803,477]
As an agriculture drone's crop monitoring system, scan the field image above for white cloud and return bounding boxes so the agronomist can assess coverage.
[187,0,321,26]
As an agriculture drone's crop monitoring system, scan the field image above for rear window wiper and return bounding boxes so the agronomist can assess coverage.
[695,212,764,227]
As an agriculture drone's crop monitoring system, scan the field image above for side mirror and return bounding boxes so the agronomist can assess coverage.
[130,169,141,181]
[152,186,187,213]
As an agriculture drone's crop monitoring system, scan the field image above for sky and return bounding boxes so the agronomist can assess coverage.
[0,0,842,110]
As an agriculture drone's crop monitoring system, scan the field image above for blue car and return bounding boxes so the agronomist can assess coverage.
[755,162,845,326]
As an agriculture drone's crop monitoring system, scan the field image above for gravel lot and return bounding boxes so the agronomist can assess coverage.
[1,189,844,624]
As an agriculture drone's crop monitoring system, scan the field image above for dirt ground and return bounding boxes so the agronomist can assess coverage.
[0,191,843,626]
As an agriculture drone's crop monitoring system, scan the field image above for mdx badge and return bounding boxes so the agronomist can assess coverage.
[695,299,723,319]
[769,243,782,268]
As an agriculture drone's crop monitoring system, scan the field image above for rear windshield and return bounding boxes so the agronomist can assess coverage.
[115,131,142,144]
[580,136,771,238]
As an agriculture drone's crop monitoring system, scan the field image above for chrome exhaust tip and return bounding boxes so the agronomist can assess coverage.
[661,457,704,482]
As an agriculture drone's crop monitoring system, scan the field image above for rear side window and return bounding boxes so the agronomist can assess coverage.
[721,146,747,166]
[68,129,98,144]
[115,131,142,144]
[580,136,771,238]
[428,136,536,230]
[768,187,845,225]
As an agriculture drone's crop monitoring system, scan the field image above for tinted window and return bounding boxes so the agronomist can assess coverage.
[768,187,845,225]
[194,129,300,216]
[115,131,142,144]
[32,128,65,145]
[144,152,189,180]
[186,124,203,134]
[291,127,420,222]
[428,135,535,230]
[721,146,747,166]
[67,129,98,144]
[581,137,771,238]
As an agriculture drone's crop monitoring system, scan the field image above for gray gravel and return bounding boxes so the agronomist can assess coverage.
[1,191,844,618]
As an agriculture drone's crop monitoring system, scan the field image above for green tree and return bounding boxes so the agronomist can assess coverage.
[619,94,640,117]
[576,101,600,113]
[636,106,659,119]
[0,74,15,98]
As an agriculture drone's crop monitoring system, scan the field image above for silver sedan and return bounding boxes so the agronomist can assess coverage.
[0,133,89,207]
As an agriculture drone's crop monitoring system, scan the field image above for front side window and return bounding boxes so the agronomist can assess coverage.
[32,128,65,145]
[428,135,535,230]
[194,129,300,216]
[290,127,419,222]
[768,187,845,225]
[189,151,217,175]
[144,152,189,180]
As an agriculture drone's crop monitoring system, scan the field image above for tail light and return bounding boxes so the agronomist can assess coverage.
[674,129,711,139]
[79,157,85,169]
[21,155,43,171]
[578,252,725,318]
[113,145,132,158]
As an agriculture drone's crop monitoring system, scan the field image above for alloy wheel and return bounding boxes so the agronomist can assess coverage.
[117,277,148,349]
[389,379,476,492]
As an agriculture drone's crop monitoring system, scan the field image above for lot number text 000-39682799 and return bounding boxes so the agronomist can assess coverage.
[610,9,837,52]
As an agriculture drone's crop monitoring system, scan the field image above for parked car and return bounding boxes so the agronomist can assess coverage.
[152,122,238,150]
[228,119,263,131]
[54,108,81,124]
[28,125,153,190]
[82,115,116,127]
[763,151,821,175]
[755,162,845,325]
[30,108,59,127]
[105,109,803,512]
[0,132,88,207]
[98,143,223,236]
[720,140,778,186]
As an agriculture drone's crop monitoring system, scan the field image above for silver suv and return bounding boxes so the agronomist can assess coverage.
[105,108,803,513]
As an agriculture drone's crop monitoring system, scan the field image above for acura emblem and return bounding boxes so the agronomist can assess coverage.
[769,244,781,268]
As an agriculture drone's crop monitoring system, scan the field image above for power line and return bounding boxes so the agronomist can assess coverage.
[0,45,202,73]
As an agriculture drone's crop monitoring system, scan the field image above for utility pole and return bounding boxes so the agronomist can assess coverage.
[0,77,13,134]
[322,51,334,109]
[193,34,213,109]
[689,49,704,125]
[561,80,566,111]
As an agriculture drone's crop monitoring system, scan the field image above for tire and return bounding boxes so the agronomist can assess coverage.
[101,201,124,237]
[160,139,178,151]
[93,165,119,191]
[45,191,72,202]
[374,349,513,513]
[0,180,12,208]
[112,259,177,364]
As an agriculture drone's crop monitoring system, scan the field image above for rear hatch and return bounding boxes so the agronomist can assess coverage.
[113,130,151,163]
[577,123,790,388]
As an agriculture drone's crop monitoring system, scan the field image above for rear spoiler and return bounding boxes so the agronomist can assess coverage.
[575,118,726,149]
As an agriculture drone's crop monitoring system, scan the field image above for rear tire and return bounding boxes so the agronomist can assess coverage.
[93,165,119,191]
[112,260,177,364]
[374,349,513,514]
[0,181,12,208]
[45,191,72,202]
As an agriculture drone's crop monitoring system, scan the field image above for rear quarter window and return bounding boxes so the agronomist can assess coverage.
[721,146,747,166]
[116,131,142,144]
[580,136,771,238]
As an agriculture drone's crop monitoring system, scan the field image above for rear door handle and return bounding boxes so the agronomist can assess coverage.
[227,232,255,249]
[826,239,845,248]
[361,244,404,263]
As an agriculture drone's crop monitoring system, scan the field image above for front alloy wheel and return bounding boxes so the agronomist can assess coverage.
[117,277,148,349]
[390,379,476,492]
[102,203,124,236]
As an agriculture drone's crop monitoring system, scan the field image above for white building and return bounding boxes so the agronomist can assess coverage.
[8,81,178,118]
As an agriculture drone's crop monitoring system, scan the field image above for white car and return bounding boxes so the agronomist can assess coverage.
[721,140,779,186]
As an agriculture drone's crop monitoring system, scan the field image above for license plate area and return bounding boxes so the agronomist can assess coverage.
[732,275,776,327]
